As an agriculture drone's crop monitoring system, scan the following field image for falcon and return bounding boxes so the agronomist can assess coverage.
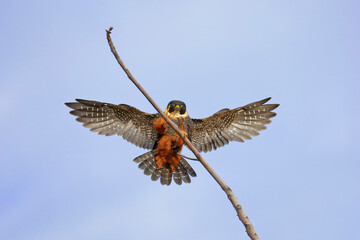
[65,98,279,185]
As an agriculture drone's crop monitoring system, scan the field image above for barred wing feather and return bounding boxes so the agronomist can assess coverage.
[189,97,279,153]
[65,99,159,150]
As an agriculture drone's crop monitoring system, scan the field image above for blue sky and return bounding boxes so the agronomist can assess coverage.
[1,0,359,239]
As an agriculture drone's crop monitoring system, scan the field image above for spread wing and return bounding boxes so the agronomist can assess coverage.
[189,97,279,152]
[65,99,159,149]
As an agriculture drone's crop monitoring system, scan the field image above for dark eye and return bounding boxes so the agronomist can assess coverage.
[180,107,186,114]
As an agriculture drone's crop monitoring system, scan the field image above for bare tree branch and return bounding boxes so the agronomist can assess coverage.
[106,27,259,240]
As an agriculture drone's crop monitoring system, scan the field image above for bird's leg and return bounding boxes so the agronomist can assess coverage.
[180,121,188,137]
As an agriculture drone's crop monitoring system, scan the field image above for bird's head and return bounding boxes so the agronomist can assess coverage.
[165,100,188,119]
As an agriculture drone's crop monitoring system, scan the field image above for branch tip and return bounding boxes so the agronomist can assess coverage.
[106,27,113,35]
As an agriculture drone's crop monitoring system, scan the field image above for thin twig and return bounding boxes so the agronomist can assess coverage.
[178,153,199,161]
[106,27,259,240]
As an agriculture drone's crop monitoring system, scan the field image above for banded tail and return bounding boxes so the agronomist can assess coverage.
[133,151,197,185]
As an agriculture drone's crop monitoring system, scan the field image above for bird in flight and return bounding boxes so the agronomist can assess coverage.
[65,98,279,185]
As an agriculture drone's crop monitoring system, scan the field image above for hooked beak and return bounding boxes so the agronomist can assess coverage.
[168,105,180,117]
[173,105,182,116]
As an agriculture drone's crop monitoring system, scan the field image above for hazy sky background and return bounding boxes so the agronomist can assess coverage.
[1,1,359,239]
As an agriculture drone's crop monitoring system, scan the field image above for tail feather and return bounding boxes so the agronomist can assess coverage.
[133,151,196,185]
[173,171,182,185]
[179,157,197,177]
[138,158,152,170]
[160,168,172,185]
[144,161,157,176]
[176,163,191,183]
[151,169,162,181]
[133,151,154,163]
